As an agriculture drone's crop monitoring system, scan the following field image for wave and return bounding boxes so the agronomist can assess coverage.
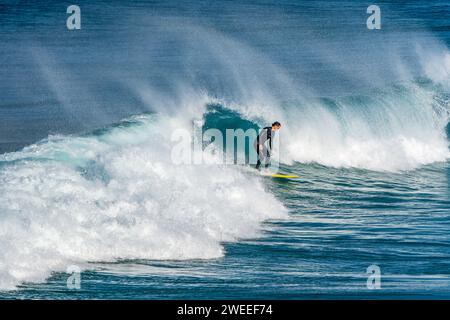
[26,15,450,171]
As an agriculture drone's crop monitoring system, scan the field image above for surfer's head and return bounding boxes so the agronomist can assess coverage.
[272,121,281,131]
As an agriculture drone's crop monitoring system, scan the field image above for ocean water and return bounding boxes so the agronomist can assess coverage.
[1,0,450,299]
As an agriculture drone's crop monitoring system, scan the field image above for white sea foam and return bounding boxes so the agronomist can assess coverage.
[0,113,286,290]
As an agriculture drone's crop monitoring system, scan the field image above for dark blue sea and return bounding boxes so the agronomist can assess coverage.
[1,0,450,299]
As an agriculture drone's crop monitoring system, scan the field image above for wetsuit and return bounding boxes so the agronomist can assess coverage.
[254,127,274,170]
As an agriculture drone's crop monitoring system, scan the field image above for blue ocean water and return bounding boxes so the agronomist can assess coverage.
[1,0,450,299]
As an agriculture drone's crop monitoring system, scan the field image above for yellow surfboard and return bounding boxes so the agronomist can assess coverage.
[262,173,299,179]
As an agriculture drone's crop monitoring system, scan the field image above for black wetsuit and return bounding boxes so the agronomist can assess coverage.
[254,127,274,170]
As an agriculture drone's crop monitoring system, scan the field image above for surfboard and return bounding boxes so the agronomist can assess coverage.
[262,173,299,179]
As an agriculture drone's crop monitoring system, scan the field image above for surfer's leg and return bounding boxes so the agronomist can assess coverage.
[264,149,271,168]
[256,146,268,170]
[255,145,262,170]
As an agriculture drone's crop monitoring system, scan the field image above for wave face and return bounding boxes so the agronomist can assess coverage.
[0,112,286,290]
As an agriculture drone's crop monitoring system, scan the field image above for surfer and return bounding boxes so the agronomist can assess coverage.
[254,121,281,170]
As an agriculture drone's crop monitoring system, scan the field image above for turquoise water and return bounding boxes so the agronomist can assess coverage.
[1,1,450,299]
